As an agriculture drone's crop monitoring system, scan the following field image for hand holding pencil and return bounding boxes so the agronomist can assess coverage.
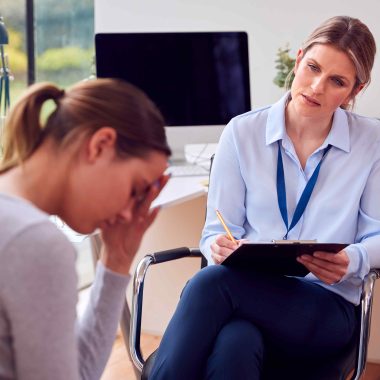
[211,210,239,264]
[215,210,237,244]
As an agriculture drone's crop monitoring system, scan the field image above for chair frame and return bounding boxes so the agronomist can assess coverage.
[129,247,203,372]
[128,246,380,380]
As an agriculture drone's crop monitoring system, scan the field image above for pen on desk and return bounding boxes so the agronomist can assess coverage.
[215,209,238,245]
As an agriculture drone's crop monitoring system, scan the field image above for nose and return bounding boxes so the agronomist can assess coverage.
[310,75,325,94]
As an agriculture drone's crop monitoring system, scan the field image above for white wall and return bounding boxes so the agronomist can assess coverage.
[95,0,380,117]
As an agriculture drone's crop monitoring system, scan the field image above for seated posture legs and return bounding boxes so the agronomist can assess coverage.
[150,265,356,379]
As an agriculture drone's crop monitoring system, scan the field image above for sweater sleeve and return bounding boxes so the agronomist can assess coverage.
[1,221,129,380]
[76,261,130,380]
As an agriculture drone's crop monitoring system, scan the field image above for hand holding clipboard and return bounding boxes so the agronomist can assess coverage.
[222,242,348,277]
[215,210,348,277]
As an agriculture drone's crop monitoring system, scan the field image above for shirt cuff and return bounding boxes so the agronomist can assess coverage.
[340,243,369,283]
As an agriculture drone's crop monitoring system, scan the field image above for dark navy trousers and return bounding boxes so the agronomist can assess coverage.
[149,265,357,380]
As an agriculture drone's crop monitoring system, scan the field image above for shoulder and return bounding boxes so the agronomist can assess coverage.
[229,105,272,128]
[224,92,288,138]
[344,111,380,160]
[0,195,76,290]
[345,111,380,141]
[0,194,51,240]
[221,104,273,144]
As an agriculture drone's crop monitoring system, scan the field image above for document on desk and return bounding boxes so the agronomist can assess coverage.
[222,242,348,277]
[152,176,208,209]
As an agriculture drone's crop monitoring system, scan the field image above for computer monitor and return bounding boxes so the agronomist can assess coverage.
[95,31,251,159]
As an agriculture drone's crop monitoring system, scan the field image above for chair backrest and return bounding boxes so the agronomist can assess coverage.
[199,153,215,269]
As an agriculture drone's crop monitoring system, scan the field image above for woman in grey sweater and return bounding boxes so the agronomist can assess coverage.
[0,78,171,379]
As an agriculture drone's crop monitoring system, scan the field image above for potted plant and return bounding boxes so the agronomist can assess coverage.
[273,45,295,89]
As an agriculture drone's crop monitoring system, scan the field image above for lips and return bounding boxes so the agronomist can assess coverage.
[302,94,321,106]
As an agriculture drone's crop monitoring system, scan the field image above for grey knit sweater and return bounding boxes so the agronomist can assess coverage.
[0,194,130,379]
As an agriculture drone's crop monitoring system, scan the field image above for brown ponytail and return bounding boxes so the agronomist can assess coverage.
[0,78,171,173]
[1,83,64,172]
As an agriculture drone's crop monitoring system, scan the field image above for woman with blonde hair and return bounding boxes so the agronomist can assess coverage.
[0,78,171,379]
[150,16,380,379]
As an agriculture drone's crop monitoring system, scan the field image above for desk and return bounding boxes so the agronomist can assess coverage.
[153,175,208,208]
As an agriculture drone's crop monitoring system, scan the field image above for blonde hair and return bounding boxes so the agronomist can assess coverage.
[0,78,171,173]
[288,16,376,108]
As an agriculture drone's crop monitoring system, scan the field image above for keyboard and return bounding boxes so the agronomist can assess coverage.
[166,164,209,177]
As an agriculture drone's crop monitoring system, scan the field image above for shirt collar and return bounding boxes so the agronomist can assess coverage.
[265,91,351,153]
[266,92,289,146]
[325,108,350,152]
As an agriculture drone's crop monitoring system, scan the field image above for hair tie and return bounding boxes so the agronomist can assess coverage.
[58,88,65,99]
[54,88,65,104]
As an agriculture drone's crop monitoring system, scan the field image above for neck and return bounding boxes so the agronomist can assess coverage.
[0,140,70,215]
[285,99,334,169]
[285,99,333,143]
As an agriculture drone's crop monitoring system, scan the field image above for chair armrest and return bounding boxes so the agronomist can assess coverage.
[352,268,380,380]
[152,247,202,263]
[129,247,204,373]
[368,268,380,279]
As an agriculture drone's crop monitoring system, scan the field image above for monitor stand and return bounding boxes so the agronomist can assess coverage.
[165,125,224,163]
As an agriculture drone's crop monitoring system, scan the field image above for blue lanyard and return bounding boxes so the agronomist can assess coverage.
[276,141,332,240]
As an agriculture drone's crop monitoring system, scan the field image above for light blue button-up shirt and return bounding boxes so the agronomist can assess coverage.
[200,92,380,305]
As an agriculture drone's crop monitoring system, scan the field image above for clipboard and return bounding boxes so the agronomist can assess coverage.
[222,242,348,277]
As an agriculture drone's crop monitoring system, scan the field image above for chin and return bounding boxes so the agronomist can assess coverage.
[294,100,322,117]
[76,224,97,235]
[59,218,95,236]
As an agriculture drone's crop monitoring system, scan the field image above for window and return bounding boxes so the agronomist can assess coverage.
[1,0,27,106]
[35,0,94,87]
[1,1,95,289]
[1,0,94,102]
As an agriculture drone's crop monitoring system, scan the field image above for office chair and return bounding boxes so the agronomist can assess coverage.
[128,246,380,380]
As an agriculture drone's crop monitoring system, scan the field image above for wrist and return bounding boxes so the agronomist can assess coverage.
[100,248,133,276]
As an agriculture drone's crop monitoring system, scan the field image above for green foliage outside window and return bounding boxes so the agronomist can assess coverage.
[37,46,93,71]
[37,46,94,84]
[6,28,27,74]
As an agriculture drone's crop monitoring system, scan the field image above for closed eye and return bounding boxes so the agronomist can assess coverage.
[131,190,144,203]
[308,63,319,72]
[131,188,144,203]
[131,184,152,204]
[331,77,344,87]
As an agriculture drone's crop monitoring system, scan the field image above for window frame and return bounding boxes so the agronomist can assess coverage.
[26,0,35,85]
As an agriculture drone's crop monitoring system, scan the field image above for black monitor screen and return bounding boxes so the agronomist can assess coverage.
[95,32,251,126]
